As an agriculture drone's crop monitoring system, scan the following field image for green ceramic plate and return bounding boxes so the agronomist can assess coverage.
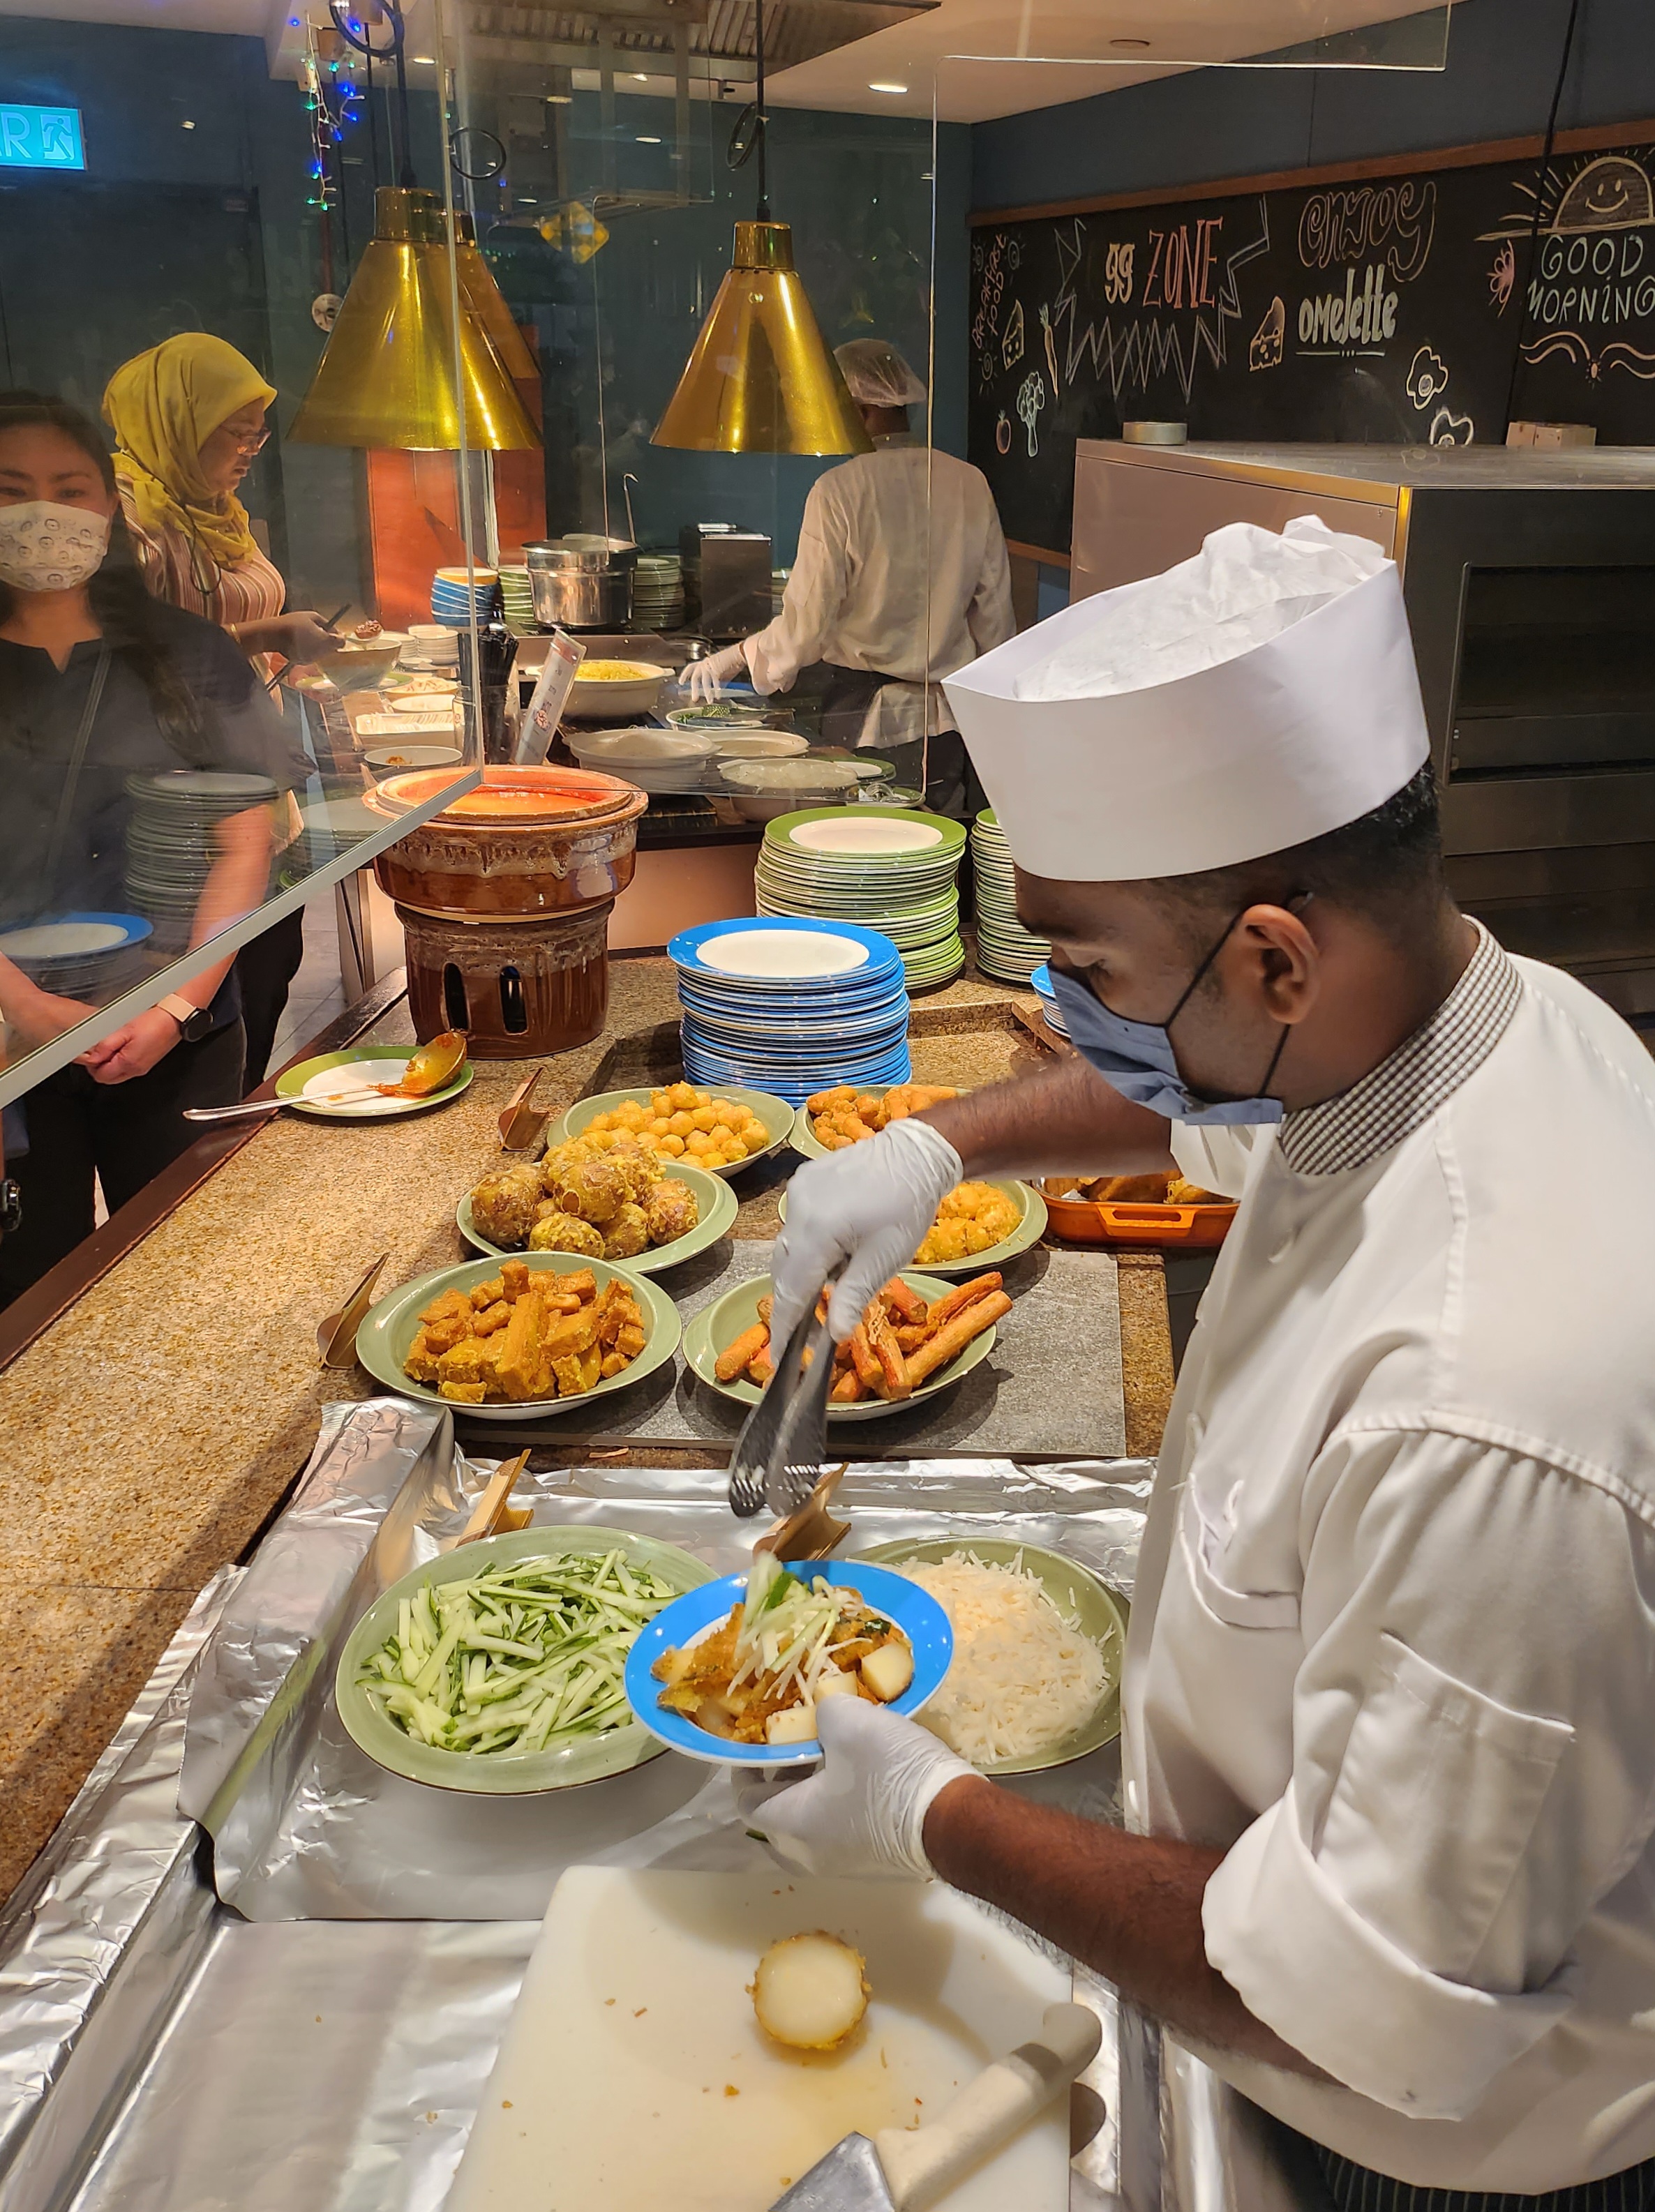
[274,1044,474,1121]
[555,1085,795,1177]
[682,1268,997,1423]
[456,1159,738,1274]
[855,1537,1128,1773]
[776,1177,1047,1278]
[334,1525,714,1796]
[763,804,968,859]
[790,1084,967,1164]
[356,1250,680,1423]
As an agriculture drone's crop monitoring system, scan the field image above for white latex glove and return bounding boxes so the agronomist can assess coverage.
[738,1697,980,1879]
[771,1115,963,1346]
[682,640,750,701]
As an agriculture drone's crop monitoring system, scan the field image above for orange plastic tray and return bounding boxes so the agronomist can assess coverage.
[1043,1193,1238,1250]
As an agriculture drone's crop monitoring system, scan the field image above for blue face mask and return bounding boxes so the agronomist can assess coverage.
[1048,905,1291,1126]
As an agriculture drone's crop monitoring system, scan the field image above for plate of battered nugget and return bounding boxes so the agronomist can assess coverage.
[357,1251,680,1420]
[459,1137,737,1275]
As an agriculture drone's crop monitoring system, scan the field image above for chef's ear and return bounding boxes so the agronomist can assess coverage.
[1236,896,1319,1021]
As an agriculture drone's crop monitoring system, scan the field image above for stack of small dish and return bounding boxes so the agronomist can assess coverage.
[124,769,280,953]
[402,624,460,671]
[668,916,911,1103]
[970,808,1050,983]
[0,912,153,1002]
[564,723,717,795]
[631,550,684,631]
[430,565,500,629]
[755,807,966,991]
[498,564,535,634]
[1030,963,1069,1037]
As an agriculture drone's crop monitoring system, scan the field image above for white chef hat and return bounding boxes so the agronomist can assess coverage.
[834,338,927,409]
[943,516,1430,882]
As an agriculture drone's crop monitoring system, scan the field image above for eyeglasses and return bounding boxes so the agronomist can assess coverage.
[227,428,271,457]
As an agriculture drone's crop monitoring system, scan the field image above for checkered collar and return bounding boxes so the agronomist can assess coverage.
[1277,923,1522,1177]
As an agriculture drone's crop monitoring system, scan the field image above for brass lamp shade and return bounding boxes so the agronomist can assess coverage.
[289,188,541,451]
[449,210,539,383]
[652,222,871,456]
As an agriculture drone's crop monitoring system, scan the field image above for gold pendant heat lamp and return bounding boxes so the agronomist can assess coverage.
[652,219,869,456]
[289,188,541,451]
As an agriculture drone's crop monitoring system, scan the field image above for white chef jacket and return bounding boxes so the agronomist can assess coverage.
[1122,925,1655,2192]
[742,437,1014,735]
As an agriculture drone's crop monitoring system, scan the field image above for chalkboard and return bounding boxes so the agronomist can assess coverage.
[968,133,1655,554]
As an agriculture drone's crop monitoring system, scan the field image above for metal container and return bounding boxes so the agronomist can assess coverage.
[524,537,638,630]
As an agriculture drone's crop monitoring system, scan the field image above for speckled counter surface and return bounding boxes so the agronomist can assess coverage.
[0,958,1172,1906]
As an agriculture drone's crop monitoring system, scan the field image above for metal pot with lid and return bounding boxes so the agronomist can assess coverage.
[523,537,638,631]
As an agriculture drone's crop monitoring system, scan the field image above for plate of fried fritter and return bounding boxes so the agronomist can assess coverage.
[777,1175,1047,1277]
[459,1136,737,1275]
[357,1251,680,1420]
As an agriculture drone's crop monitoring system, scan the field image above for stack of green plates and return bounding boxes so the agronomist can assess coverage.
[971,808,1050,984]
[498,564,535,634]
[755,807,966,991]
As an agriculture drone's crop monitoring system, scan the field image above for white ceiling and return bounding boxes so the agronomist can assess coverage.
[0,0,1451,121]
[765,0,1453,123]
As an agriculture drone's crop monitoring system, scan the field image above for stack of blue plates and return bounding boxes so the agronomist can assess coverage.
[668,916,911,1105]
[1031,963,1069,1037]
[430,566,500,630]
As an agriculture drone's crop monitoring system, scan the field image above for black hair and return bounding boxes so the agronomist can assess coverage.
[1147,763,1447,945]
[0,388,204,746]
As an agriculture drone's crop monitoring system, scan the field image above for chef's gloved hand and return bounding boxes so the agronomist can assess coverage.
[771,1116,963,1347]
[682,640,750,701]
[739,1698,981,1879]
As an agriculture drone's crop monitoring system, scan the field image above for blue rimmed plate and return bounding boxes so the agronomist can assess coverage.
[623,1560,952,1768]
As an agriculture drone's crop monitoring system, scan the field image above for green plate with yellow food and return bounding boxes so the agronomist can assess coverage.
[356,1250,680,1422]
[855,1537,1127,1775]
[335,1526,714,1796]
[457,1157,737,1274]
[777,1177,1047,1279]
[682,1267,1003,1423]
[557,1083,794,1175]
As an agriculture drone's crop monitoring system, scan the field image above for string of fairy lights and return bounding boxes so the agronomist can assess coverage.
[301,29,366,213]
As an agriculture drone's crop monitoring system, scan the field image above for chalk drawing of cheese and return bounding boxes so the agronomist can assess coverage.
[1249,296,1286,371]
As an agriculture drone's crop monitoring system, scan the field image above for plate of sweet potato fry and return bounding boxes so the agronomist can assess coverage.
[682,1268,1010,1422]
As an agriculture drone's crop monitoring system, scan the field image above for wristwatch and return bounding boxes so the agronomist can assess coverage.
[157,993,215,1044]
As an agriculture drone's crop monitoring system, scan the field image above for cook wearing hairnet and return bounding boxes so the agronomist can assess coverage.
[681,339,1013,815]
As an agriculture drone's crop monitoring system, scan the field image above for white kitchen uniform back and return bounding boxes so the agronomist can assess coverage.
[944,518,1655,2195]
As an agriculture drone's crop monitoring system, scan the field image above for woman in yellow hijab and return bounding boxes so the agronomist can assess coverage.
[103,333,336,665]
[103,333,339,1084]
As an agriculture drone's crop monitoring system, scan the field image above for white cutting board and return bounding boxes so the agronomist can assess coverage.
[448,1866,1072,2212]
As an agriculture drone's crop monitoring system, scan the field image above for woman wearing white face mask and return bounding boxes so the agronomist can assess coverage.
[0,390,300,1306]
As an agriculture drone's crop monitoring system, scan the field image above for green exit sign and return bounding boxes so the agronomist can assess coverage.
[0,105,86,170]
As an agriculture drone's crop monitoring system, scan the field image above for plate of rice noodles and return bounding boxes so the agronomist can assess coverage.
[855,1539,1126,1775]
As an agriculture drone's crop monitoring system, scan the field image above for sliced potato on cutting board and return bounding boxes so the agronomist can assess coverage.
[447,1867,1072,2212]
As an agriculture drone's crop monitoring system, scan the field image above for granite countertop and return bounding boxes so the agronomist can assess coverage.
[0,958,1173,1907]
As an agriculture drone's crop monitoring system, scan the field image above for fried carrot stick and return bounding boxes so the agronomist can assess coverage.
[923,1272,1003,1331]
[881,1277,928,1325]
[830,1367,865,1403]
[904,1291,1012,1385]
[716,1323,770,1382]
[747,1353,774,1386]
[849,1324,884,1392]
[864,1301,912,1401]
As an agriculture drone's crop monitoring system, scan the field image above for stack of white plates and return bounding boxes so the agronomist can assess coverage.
[755,808,966,992]
[971,808,1051,983]
[632,551,684,631]
[1030,963,1068,1037]
[564,724,715,794]
[124,770,279,953]
[0,912,153,1000]
[499,565,535,634]
[668,917,911,1104]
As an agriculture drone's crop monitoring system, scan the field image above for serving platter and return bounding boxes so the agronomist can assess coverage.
[355,1250,680,1422]
[555,1084,795,1176]
[855,1537,1126,1773]
[334,1526,714,1796]
[456,1158,738,1272]
[681,1268,998,1422]
[622,1559,952,1767]
[274,1044,474,1120]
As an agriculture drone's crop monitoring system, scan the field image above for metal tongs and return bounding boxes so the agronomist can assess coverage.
[726,1286,840,1520]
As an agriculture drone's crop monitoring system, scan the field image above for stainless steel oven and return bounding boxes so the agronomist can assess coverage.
[1070,440,1655,1021]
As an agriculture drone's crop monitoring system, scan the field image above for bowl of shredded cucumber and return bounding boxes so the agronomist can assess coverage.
[335,1526,715,1793]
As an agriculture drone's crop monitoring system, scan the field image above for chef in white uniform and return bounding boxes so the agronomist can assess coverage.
[756,518,1655,2209]
[682,339,1013,811]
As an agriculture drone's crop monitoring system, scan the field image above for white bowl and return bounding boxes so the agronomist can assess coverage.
[566,662,668,721]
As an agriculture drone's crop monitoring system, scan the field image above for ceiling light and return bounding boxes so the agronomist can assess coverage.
[412,53,435,63]
[637,134,661,143]
[181,119,195,128]
[869,81,908,93]
[633,71,648,81]
[1110,36,1151,47]
[546,92,572,103]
